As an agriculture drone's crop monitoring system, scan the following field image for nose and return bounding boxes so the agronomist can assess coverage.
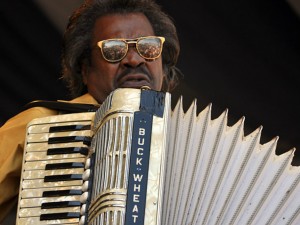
[121,46,145,68]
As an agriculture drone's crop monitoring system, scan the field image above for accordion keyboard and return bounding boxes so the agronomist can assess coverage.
[16,112,95,225]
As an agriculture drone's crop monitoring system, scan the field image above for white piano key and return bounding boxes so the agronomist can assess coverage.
[80,204,87,215]
[26,111,95,128]
[79,215,86,225]
[26,130,93,143]
[82,169,90,181]
[17,216,79,225]
[22,168,84,179]
[85,158,91,169]
[25,152,86,161]
[26,142,90,152]
[18,206,81,217]
[27,121,92,134]
[80,192,89,203]
[23,158,86,170]
[20,186,83,198]
[20,196,81,208]
[22,179,82,189]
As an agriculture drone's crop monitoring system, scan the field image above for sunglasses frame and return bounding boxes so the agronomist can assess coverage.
[97,36,165,63]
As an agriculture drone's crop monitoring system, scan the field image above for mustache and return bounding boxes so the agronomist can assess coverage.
[116,66,152,82]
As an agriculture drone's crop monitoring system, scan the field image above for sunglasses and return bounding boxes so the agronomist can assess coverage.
[97,36,165,62]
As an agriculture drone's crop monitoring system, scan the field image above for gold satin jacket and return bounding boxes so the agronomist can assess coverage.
[0,93,98,221]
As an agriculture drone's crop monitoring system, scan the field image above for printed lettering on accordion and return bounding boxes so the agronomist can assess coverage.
[16,88,300,225]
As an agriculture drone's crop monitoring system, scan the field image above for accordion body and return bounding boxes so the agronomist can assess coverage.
[16,88,300,225]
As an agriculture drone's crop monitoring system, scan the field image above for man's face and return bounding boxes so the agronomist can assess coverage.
[83,13,164,103]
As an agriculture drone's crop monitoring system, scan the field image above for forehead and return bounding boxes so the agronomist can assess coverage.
[92,13,155,42]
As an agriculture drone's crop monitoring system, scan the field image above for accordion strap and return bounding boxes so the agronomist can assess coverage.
[24,100,99,113]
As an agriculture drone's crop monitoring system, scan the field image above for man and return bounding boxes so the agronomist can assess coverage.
[0,0,181,221]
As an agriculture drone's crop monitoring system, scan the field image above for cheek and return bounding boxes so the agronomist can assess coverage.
[90,50,111,72]
[151,59,164,84]
[89,57,118,82]
[85,56,120,102]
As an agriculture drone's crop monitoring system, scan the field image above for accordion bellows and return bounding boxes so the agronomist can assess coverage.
[163,98,300,225]
[16,88,300,225]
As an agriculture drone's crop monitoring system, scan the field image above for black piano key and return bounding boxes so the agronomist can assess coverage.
[41,201,81,209]
[43,189,82,197]
[45,162,84,170]
[47,147,89,155]
[44,174,82,182]
[49,124,91,133]
[48,136,92,145]
[40,212,80,220]
[82,136,92,146]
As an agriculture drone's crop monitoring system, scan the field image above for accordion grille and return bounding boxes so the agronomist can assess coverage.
[88,115,133,224]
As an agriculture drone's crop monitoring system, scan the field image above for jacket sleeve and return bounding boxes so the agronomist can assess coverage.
[0,107,57,222]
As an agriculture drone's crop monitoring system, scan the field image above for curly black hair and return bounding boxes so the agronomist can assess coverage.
[62,0,182,97]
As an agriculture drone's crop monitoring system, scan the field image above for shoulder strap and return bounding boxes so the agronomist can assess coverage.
[24,100,99,113]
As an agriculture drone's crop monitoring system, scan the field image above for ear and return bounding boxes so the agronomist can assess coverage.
[81,62,89,85]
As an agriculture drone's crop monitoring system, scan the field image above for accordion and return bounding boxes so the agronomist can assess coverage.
[16,88,300,225]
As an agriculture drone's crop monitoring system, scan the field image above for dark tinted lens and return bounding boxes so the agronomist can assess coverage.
[102,40,127,61]
[137,37,162,59]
